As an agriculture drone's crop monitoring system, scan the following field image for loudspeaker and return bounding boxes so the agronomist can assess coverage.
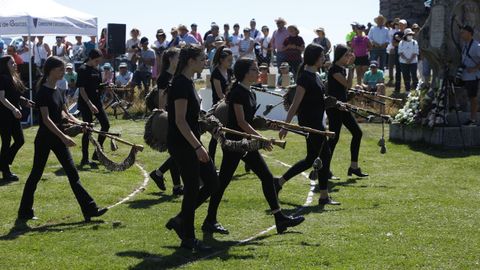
[107,23,126,55]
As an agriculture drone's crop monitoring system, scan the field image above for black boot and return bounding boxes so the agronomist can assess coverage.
[347,167,368,177]
[2,166,19,182]
[172,185,184,196]
[83,207,108,222]
[166,217,184,240]
[149,170,166,191]
[201,220,229,234]
[274,213,305,234]
[318,197,341,206]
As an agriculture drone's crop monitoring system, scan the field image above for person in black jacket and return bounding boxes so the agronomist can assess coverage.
[0,56,33,181]
[164,45,218,252]
[18,56,108,221]
[203,58,305,235]
[76,49,110,167]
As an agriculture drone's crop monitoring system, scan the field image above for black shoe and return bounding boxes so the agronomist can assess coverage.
[149,170,166,191]
[318,197,341,206]
[3,173,19,182]
[347,167,368,177]
[166,217,183,240]
[92,152,99,161]
[328,171,340,181]
[275,214,305,234]
[80,159,98,169]
[83,207,108,222]
[202,221,229,235]
[172,186,184,196]
[273,177,282,196]
[181,238,213,252]
[17,212,38,221]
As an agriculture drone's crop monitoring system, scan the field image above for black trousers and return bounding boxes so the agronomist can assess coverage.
[0,116,24,172]
[79,104,110,161]
[169,144,218,240]
[18,134,97,217]
[206,149,280,223]
[282,132,331,190]
[208,137,218,165]
[327,110,363,163]
[394,47,402,92]
[158,157,181,186]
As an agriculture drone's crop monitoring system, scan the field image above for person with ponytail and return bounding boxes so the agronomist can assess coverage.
[208,46,233,164]
[149,47,184,196]
[275,44,340,206]
[164,45,218,252]
[76,48,110,168]
[202,58,305,235]
[18,56,108,222]
[0,56,32,181]
[327,44,368,178]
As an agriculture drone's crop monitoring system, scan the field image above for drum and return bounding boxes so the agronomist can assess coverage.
[212,100,229,126]
[144,109,168,152]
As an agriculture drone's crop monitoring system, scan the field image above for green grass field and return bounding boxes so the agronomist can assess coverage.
[0,119,479,269]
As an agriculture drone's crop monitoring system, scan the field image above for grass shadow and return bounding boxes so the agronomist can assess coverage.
[126,194,179,209]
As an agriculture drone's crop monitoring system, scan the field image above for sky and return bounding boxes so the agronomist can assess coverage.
[53,0,380,47]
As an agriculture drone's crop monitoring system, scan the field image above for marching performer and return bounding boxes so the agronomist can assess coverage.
[149,47,184,195]
[165,45,218,252]
[203,58,305,235]
[18,57,108,221]
[77,49,110,167]
[276,43,341,206]
[327,45,368,177]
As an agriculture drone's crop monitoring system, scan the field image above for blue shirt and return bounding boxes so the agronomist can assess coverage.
[368,26,390,46]
[363,69,385,87]
[462,39,480,81]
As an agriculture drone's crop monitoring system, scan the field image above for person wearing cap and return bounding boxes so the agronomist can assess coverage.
[64,63,78,100]
[205,24,220,53]
[115,62,133,88]
[352,24,371,85]
[346,22,359,47]
[270,17,289,69]
[190,24,204,46]
[360,61,386,113]
[230,24,242,61]
[313,27,332,63]
[239,27,255,59]
[126,29,141,72]
[132,37,156,95]
[398,28,419,94]
[208,36,226,70]
[283,25,305,75]
[392,19,408,92]
[277,62,294,87]
[368,15,390,70]
[460,25,480,126]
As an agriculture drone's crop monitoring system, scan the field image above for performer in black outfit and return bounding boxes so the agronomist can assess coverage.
[0,56,32,181]
[18,57,108,221]
[276,44,341,206]
[207,46,233,165]
[149,47,184,195]
[327,45,368,177]
[203,58,305,235]
[76,49,110,167]
[164,45,219,252]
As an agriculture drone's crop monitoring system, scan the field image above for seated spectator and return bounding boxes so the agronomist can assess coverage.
[359,61,385,95]
[64,63,78,100]
[277,62,295,87]
[257,63,269,84]
[101,63,114,84]
[116,62,133,87]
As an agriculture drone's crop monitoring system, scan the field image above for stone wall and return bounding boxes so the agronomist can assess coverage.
[379,0,429,25]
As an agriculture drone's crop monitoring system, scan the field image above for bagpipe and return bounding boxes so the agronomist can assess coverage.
[348,88,403,103]
[60,119,144,171]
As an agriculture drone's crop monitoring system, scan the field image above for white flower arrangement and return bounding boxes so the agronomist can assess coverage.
[394,91,421,125]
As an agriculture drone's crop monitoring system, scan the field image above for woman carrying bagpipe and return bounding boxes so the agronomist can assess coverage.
[0,55,33,182]
[149,47,184,196]
[276,43,341,206]
[326,44,368,177]
[207,46,234,166]
[18,57,108,222]
[202,58,305,235]
[76,49,110,168]
[164,45,219,252]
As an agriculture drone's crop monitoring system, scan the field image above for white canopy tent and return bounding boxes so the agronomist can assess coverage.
[0,0,98,125]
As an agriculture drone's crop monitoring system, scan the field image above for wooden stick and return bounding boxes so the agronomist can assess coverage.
[349,88,403,102]
[89,129,144,151]
[219,127,286,149]
[265,118,336,138]
[250,86,285,98]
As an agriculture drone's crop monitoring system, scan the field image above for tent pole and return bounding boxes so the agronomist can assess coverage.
[27,16,33,126]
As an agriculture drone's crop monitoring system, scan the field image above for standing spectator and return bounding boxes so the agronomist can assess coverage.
[169,27,179,48]
[368,15,390,70]
[71,36,86,70]
[177,24,199,45]
[459,25,480,126]
[313,27,332,62]
[84,36,97,58]
[133,37,156,95]
[19,36,33,64]
[257,26,272,66]
[0,37,5,57]
[7,46,23,65]
[346,22,359,47]
[52,36,67,59]
[190,23,203,46]
[208,36,226,70]
[33,36,51,69]
[351,25,371,85]
[283,25,305,75]
[205,24,220,54]
[249,19,262,41]
[203,22,217,42]
[398,28,419,94]
[223,24,232,47]
[98,28,111,60]
[152,29,169,82]
[230,24,242,61]
[239,28,255,59]
[126,29,141,72]
[270,17,289,69]
[393,19,408,93]
[386,19,399,85]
